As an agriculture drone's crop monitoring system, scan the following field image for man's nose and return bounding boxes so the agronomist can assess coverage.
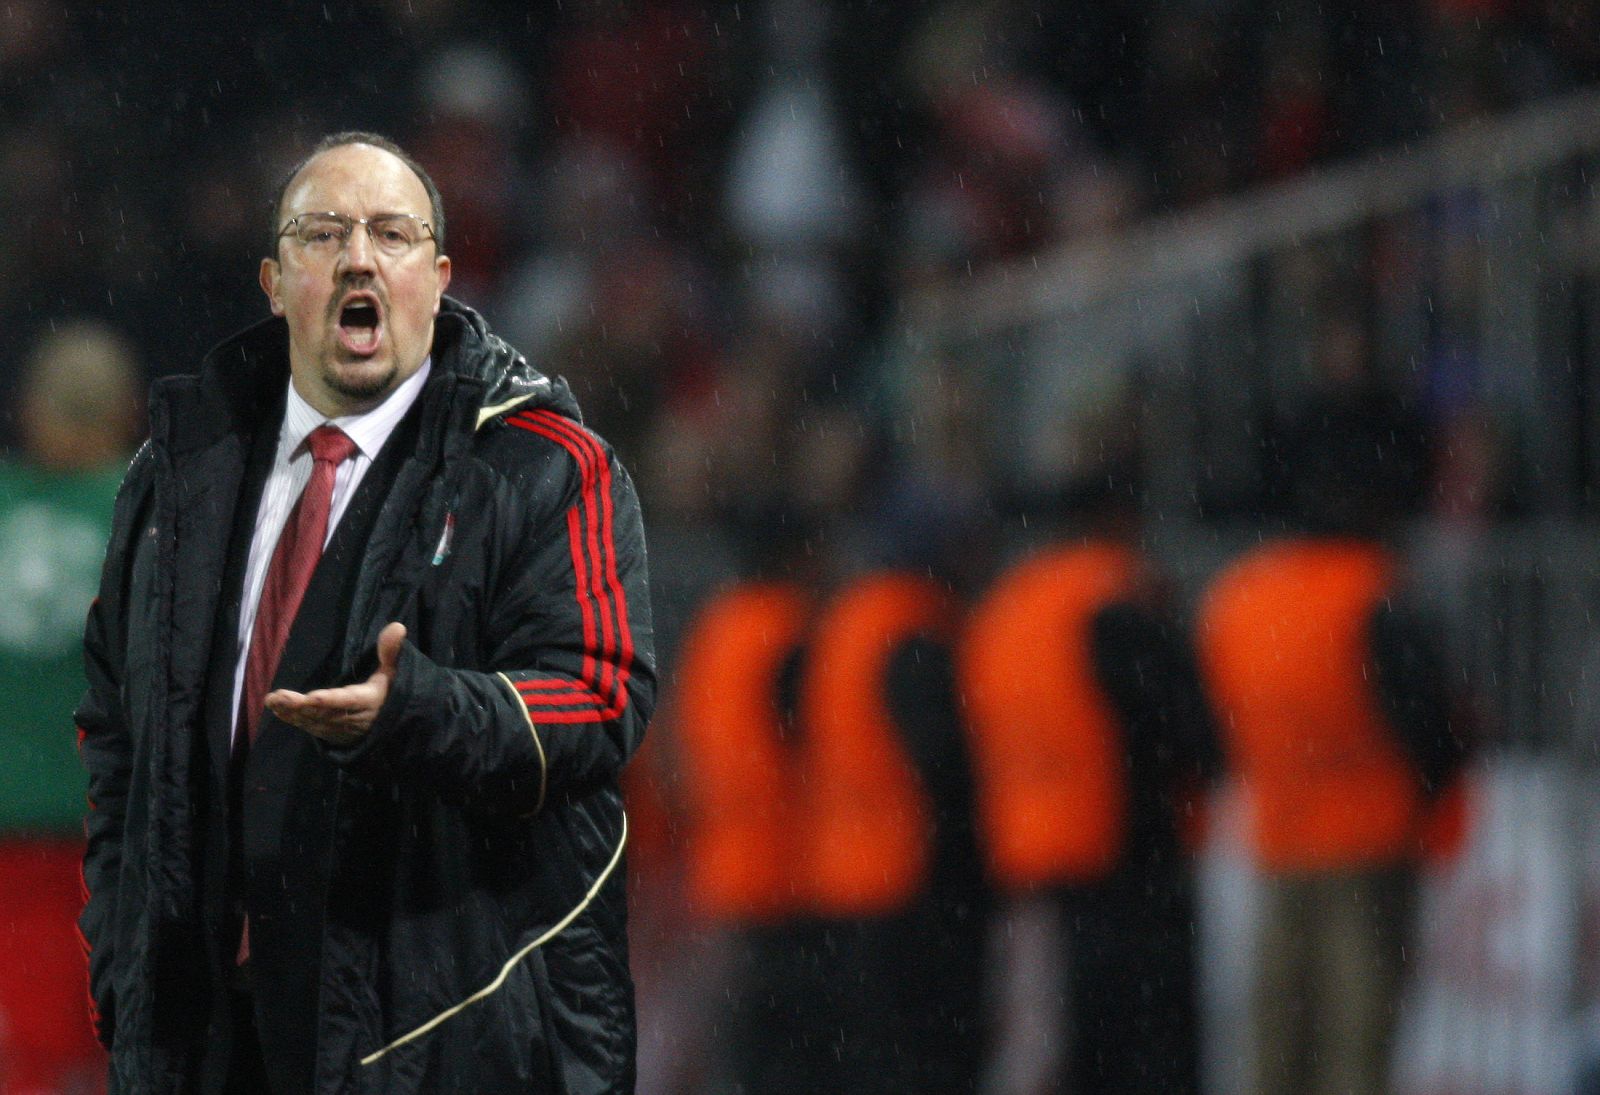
[339,223,377,271]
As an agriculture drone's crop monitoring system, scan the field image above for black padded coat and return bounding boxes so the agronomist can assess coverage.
[77,298,656,1093]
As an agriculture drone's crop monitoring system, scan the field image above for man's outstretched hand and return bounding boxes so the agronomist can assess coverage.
[266,622,406,746]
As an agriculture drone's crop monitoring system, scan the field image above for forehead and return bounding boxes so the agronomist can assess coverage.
[280,143,430,219]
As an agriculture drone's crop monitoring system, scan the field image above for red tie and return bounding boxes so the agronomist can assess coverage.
[236,424,356,965]
[239,424,359,746]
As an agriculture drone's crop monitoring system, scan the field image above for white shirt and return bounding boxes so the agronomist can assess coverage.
[229,359,432,738]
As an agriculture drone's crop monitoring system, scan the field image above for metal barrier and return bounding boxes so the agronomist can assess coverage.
[904,84,1600,516]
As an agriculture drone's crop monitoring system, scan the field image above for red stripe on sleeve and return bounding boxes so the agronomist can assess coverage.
[539,412,623,703]
[506,410,636,721]
[531,410,635,705]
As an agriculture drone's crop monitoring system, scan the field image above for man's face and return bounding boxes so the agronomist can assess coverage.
[259,143,451,416]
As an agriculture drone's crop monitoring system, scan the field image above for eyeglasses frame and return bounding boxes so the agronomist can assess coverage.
[276,211,438,255]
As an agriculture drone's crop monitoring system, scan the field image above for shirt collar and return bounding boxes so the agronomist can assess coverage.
[281,356,433,461]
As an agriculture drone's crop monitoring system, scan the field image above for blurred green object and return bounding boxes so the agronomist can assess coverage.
[0,460,124,833]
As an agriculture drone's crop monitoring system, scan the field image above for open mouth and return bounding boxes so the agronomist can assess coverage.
[337,295,383,355]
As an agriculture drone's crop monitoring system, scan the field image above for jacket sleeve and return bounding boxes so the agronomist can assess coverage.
[336,421,656,817]
[1091,600,1226,789]
[75,448,152,1049]
[1369,595,1470,795]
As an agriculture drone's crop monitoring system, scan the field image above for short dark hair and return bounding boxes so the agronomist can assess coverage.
[268,130,446,257]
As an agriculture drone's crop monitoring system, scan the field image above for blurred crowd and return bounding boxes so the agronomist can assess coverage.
[8,0,1600,1092]
[8,0,1600,523]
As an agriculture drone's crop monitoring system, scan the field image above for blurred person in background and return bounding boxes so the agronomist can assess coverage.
[959,458,1221,1095]
[76,132,655,1094]
[0,321,140,1095]
[537,241,721,474]
[668,501,825,1094]
[494,134,653,374]
[1195,383,1472,1095]
[896,71,1084,274]
[170,142,286,365]
[670,485,994,1093]
[409,43,529,303]
[788,485,993,1093]
[545,0,736,237]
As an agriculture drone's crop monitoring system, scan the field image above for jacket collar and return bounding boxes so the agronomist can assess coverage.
[147,297,576,458]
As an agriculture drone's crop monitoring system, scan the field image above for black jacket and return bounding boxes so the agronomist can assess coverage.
[78,298,656,1093]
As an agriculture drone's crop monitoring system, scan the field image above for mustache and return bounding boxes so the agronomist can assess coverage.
[327,277,387,320]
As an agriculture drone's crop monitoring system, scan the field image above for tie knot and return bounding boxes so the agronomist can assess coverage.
[306,424,358,466]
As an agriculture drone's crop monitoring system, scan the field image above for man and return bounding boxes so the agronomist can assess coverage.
[959,470,1220,1095]
[1195,385,1468,1095]
[0,321,138,1092]
[792,560,992,1094]
[671,496,990,1094]
[78,132,656,1094]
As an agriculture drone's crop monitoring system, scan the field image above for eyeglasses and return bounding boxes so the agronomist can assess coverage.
[277,212,436,257]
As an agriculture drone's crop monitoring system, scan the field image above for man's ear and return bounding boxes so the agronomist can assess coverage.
[260,258,284,316]
[433,254,452,314]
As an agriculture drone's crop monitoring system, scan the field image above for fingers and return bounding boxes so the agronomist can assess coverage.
[376,622,407,674]
[265,683,381,743]
[276,683,378,715]
[260,623,405,744]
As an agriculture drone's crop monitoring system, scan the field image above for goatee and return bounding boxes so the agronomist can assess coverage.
[325,363,399,405]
